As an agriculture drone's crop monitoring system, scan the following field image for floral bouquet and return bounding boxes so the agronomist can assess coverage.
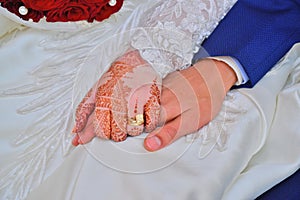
[0,0,123,23]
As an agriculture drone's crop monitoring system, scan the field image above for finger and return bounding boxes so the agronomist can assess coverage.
[94,108,111,139]
[125,67,157,136]
[144,81,161,132]
[109,81,130,140]
[158,85,181,126]
[72,122,96,146]
[93,81,113,139]
[144,115,182,152]
[144,107,200,152]
[127,92,145,137]
[72,133,80,146]
[72,87,96,133]
[110,115,128,142]
[76,112,97,145]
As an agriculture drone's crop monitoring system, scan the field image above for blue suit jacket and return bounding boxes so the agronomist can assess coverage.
[194,0,300,87]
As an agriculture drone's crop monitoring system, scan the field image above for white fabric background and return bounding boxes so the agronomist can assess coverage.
[0,1,299,199]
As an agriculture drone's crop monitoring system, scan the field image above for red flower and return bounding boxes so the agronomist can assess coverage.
[24,8,44,22]
[0,0,124,23]
[46,2,90,22]
[1,0,44,22]
[1,0,24,15]
[80,0,109,4]
[91,0,123,22]
[21,0,66,11]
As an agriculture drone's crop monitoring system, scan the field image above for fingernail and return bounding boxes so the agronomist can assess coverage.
[72,139,79,146]
[145,136,161,151]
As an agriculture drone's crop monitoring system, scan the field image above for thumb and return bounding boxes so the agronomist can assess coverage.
[144,116,183,152]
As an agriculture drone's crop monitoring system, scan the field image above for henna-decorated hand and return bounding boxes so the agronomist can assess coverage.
[144,59,237,151]
[72,50,161,146]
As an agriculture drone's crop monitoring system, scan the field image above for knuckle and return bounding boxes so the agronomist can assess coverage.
[163,125,178,141]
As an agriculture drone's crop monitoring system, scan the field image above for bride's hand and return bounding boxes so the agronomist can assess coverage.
[144,59,237,151]
[72,50,161,146]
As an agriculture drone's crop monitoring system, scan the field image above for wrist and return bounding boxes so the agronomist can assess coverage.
[212,59,237,91]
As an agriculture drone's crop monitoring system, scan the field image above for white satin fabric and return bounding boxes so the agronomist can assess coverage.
[0,0,300,199]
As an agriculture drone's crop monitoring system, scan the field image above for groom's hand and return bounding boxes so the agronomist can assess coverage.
[144,59,237,151]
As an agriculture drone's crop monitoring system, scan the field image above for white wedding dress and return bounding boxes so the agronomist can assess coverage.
[0,0,300,199]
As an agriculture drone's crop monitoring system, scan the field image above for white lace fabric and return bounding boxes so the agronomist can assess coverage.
[131,0,237,77]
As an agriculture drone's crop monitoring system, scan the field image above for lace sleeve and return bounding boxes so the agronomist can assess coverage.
[131,0,237,77]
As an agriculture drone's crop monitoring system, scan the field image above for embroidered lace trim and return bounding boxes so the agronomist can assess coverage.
[131,0,237,77]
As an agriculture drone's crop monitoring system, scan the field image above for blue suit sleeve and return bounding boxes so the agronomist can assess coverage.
[195,0,300,87]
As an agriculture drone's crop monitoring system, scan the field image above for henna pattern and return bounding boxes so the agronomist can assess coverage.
[94,109,111,139]
[94,50,148,141]
[72,87,95,133]
[94,63,133,140]
[127,125,144,136]
[144,80,161,132]
[111,117,128,141]
[72,50,161,144]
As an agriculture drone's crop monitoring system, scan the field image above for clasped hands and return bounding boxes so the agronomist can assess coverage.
[72,50,237,151]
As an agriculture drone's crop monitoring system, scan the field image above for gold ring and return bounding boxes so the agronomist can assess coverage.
[128,114,144,126]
